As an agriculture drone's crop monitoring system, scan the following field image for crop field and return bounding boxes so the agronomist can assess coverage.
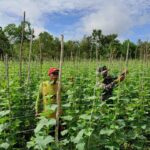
[0,60,150,150]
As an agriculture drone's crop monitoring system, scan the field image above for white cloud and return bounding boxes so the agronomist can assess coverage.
[81,1,132,35]
[33,26,48,37]
[0,0,150,40]
[80,0,150,37]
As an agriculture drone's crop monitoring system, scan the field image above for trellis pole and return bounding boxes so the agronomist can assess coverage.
[55,34,64,143]
[94,38,99,85]
[4,54,12,120]
[27,29,34,84]
[39,37,43,78]
[123,41,129,84]
[96,42,98,63]
[145,42,148,67]
[90,43,92,62]
[19,11,25,83]
[125,41,129,68]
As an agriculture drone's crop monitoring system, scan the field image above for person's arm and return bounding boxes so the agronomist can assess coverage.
[101,82,116,91]
[114,69,128,83]
[35,83,43,116]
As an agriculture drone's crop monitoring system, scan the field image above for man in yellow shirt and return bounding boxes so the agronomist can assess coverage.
[35,67,62,118]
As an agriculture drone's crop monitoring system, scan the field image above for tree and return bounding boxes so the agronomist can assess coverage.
[0,27,10,57]
[38,32,54,59]
[80,36,91,59]
[121,40,137,59]
[4,22,32,44]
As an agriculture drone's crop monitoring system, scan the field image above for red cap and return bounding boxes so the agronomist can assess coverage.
[48,67,59,76]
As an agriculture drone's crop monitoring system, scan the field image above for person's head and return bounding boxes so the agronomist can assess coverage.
[48,68,59,81]
[98,66,108,77]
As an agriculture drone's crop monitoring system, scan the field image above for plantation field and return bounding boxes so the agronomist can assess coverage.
[0,60,150,150]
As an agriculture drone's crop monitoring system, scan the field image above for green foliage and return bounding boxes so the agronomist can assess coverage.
[2,23,150,60]
[27,117,55,150]
[0,27,10,54]
[1,21,150,150]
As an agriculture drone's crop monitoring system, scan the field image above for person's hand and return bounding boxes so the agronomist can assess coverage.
[114,75,125,83]
[122,69,128,75]
[119,75,125,81]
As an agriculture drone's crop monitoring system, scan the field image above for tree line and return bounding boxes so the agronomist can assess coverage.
[0,22,150,61]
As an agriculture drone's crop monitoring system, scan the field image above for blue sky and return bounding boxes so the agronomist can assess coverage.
[0,0,150,43]
[45,11,82,35]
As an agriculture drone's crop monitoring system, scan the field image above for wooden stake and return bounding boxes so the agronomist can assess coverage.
[95,41,99,85]
[19,11,25,83]
[55,34,64,143]
[145,42,148,63]
[96,43,98,63]
[90,44,92,62]
[125,41,129,68]
[27,29,34,84]
[4,54,12,119]
[39,37,43,78]
[135,46,138,59]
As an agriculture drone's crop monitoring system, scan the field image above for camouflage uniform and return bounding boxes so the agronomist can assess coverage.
[98,66,127,101]
[101,75,117,101]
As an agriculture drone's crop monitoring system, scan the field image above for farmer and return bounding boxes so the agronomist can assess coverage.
[35,67,62,118]
[35,67,65,138]
[97,66,128,101]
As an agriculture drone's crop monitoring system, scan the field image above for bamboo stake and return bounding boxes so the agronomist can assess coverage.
[19,11,25,83]
[70,51,73,61]
[90,44,92,62]
[4,54,12,119]
[135,46,138,60]
[95,40,99,85]
[108,43,113,68]
[96,43,98,63]
[55,34,64,143]
[27,29,34,84]
[39,37,43,78]
[145,42,148,65]
[125,42,129,68]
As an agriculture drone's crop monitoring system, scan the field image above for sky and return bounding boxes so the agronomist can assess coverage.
[0,0,150,43]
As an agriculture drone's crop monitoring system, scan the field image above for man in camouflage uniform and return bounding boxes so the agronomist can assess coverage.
[97,66,128,101]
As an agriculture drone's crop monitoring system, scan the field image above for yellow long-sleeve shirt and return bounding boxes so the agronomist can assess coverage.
[35,80,60,118]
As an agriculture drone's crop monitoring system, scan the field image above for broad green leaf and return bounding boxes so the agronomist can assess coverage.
[27,141,35,149]
[61,129,68,136]
[0,123,9,133]
[0,110,10,117]
[35,136,44,147]
[43,136,54,145]
[141,125,146,129]
[34,122,44,133]
[47,118,56,126]
[34,118,49,133]
[0,143,10,149]
[105,145,119,150]
[88,96,97,100]
[61,139,69,145]
[100,128,114,136]
[74,129,85,143]
[62,115,73,121]
[35,136,54,148]
[50,104,57,111]
[62,103,71,108]
[76,142,85,150]
[85,128,93,136]
[79,114,91,120]
[35,118,56,133]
